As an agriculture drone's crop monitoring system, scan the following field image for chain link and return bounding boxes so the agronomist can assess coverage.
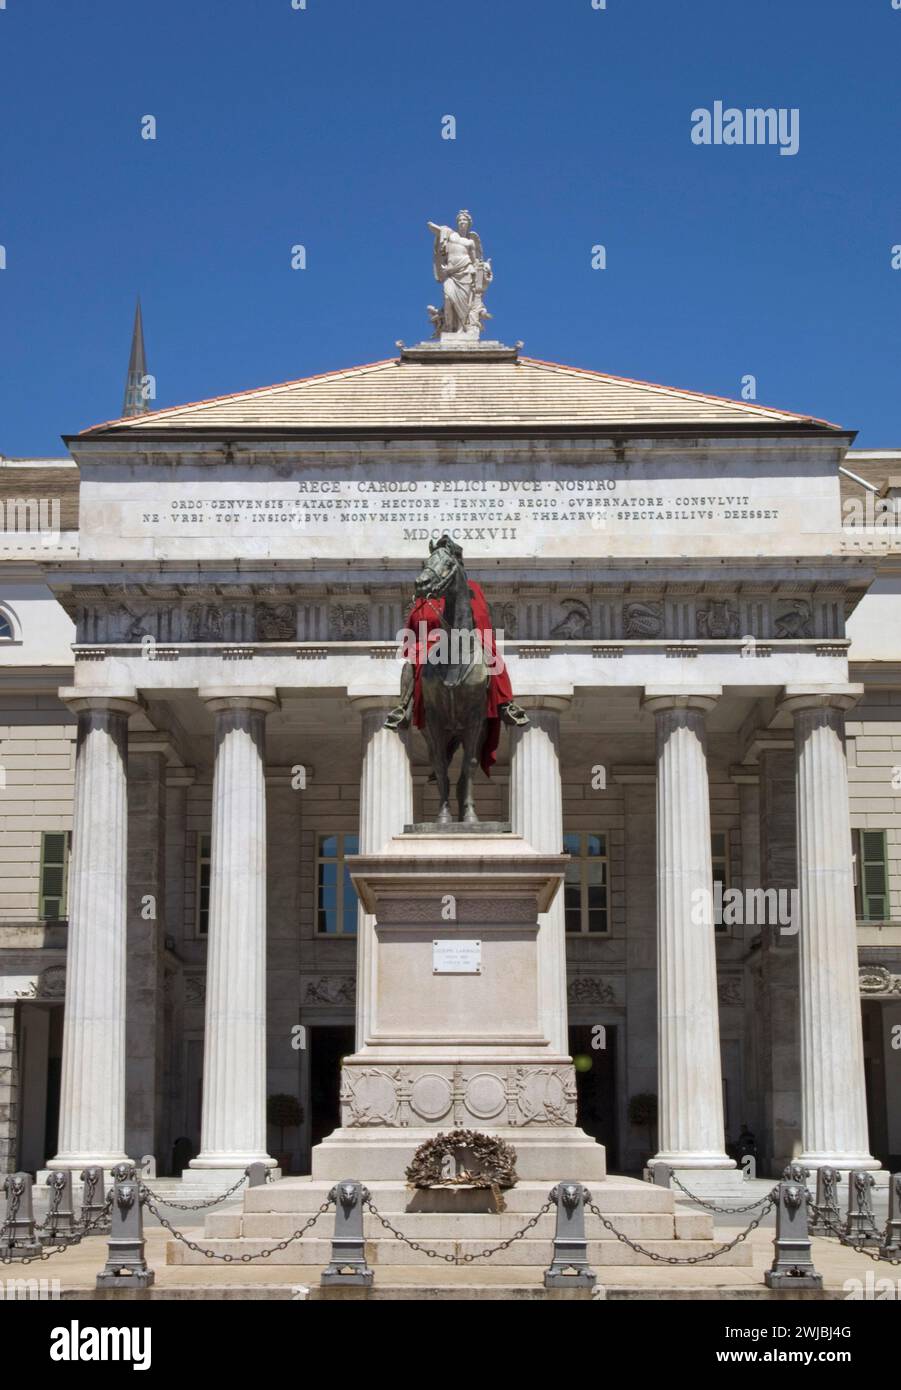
[139,1174,247,1211]
[587,1197,775,1264]
[140,1190,333,1262]
[363,1197,553,1265]
[669,1174,780,1214]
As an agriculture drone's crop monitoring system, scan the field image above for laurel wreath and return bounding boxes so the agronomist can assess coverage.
[405,1128,518,1191]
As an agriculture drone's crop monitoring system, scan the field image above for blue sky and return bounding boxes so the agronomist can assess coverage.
[1,0,899,454]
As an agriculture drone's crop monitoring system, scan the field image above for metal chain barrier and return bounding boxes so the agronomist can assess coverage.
[669,1174,779,1214]
[587,1195,776,1265]
[139,1173,248,1211]
[1,1242,70,1266]
[79,1192,114,1234]
[2,1184,112,1265]
[364,1196,554,1265]
[140,1188,333,1262]
[809,1201,901,1267]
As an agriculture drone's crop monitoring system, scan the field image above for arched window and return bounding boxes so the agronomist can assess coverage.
[0,611,12,639]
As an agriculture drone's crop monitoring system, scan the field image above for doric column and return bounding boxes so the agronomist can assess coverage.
[189,688,278,1173]
[354,700,413,1046]
[51,690,141,1170]
[780,686,877,1169]
[508,698,570,1057]
[642,687,732,1169]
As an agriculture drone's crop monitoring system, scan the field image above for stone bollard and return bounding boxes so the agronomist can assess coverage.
[321,1181,372,1287]
[96,1162,154,1289]
[140,1155,157,1181]
[880,1172,901,1259]
[647,1163,672,1188]
[79,1166,109,1232]
[245,1162,268,1188]
[544,1182,596,1289]
[765,1179,822,1290]
[845,1170,880,1246]
[42,1171,80,1246]
[809,1166,841,1237]
[1,1172,42,1257]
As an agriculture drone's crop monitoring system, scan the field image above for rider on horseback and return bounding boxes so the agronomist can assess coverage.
[384,535,528,778]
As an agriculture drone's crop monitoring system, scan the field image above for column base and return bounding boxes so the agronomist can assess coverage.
[187,1154,277,1176]
[651,1152,735,1170]
[797,1152,882,1172]
[44,1153,130,1172]
[180,1165,280,1188]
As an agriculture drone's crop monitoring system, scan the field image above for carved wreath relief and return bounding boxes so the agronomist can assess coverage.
[340,1064,577,1129]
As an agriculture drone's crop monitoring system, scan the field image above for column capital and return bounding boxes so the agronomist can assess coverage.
[642,686,721,716]
[59,687,143,718]
[199,686,279,714]
[778,684,864,717]
[350,696,398,714]
[515,695,571,714]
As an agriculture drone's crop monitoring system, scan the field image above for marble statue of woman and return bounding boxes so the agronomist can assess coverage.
[426,210,492,339]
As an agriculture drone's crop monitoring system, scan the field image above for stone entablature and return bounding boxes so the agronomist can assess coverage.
[64,582,857,646]
[66,433,853,566]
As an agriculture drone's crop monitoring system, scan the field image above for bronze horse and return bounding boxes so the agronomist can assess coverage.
[413,538,491,824]
[385,536,526,824]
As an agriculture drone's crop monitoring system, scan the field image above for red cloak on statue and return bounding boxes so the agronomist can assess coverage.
[405,581,514,777]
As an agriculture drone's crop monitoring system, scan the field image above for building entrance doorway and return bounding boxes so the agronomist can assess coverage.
[569,1023,618,1170]
[309,1025,355,1150]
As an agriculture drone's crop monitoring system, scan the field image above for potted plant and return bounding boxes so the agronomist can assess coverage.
[267,1093,304,1175]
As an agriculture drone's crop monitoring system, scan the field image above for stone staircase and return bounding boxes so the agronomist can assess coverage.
[165,1175,754,1270]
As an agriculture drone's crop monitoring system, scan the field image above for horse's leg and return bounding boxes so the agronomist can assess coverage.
[457,688,484,824]
[423,711,452,824]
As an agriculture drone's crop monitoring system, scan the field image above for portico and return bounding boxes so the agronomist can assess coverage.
[43,664,876,1182]
[23,338,886,1185]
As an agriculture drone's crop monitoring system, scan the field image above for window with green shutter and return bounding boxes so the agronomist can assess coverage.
[853,829,888,922]
[39,831,70,919]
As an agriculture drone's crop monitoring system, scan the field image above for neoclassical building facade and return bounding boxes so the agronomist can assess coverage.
[1,342,900,1180]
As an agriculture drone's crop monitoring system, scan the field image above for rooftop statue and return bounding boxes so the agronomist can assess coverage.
[426,210,493,341]
[385,535,528,824]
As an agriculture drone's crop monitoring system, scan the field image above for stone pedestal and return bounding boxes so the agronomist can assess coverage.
[310,831,606,1181]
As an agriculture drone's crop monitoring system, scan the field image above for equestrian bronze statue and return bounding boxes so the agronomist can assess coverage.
[385,535,527,825]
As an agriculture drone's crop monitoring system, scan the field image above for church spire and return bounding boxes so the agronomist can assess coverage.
[122,297,150,418]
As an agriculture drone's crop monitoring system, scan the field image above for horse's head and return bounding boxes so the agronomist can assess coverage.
[413,534,465,601]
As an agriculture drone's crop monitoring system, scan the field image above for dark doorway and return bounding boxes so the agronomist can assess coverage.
[310,1025,355,1149]
[569,1023,618,1169]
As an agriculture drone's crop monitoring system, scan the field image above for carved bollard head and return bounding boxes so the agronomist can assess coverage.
[784,1184,804,1218]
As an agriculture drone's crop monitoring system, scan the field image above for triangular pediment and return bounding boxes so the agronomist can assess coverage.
[80,356,840,436]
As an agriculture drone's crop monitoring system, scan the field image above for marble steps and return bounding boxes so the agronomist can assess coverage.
[205,1207,714,1241]
[239,1178,675,1216]
[166,1234,753,1268]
